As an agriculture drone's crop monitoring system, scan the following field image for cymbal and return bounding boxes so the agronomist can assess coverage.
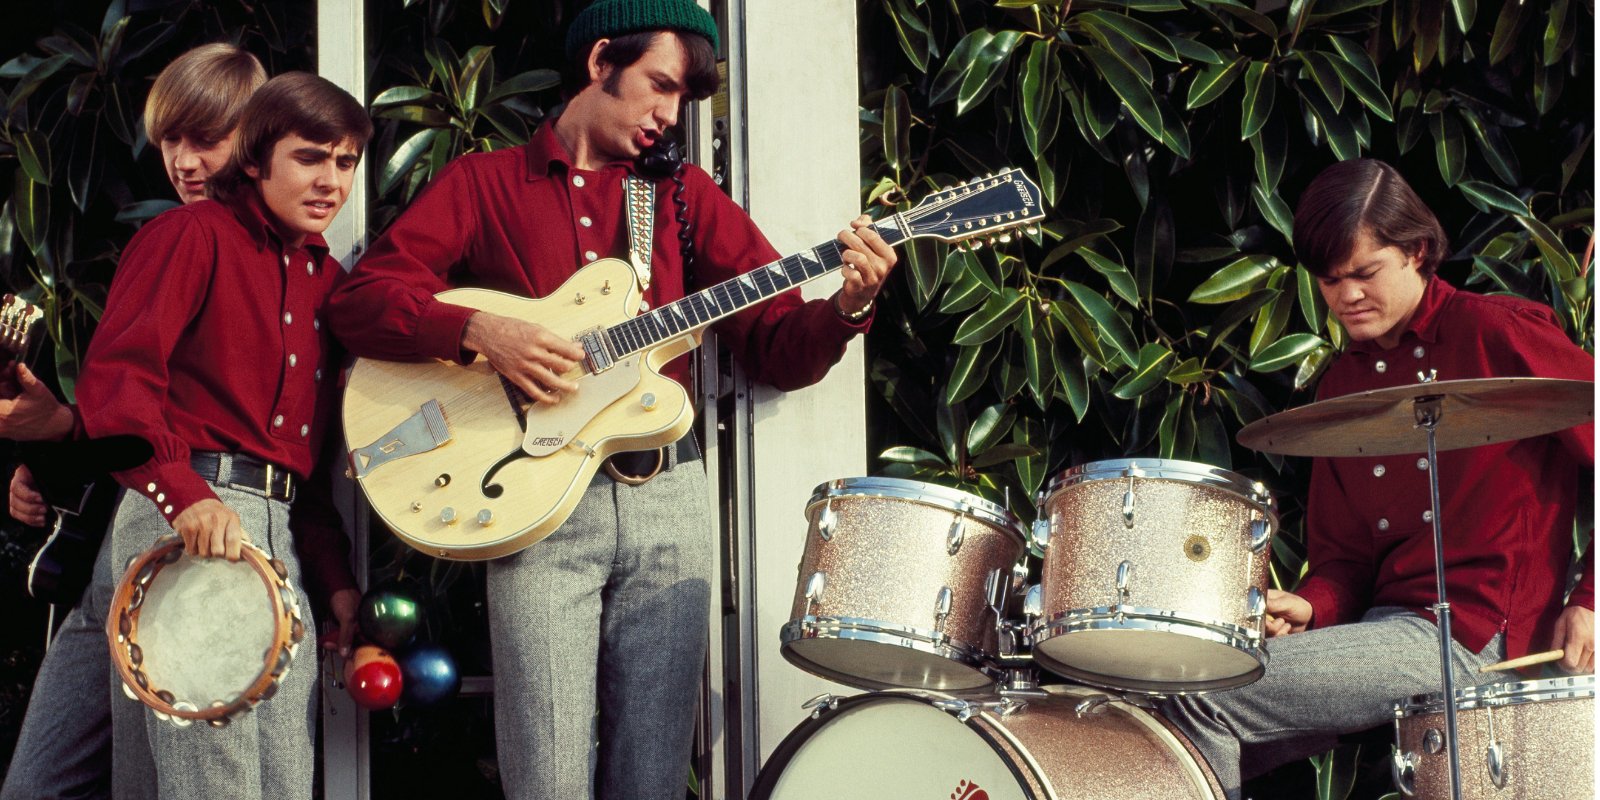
[1237,377,1594,457]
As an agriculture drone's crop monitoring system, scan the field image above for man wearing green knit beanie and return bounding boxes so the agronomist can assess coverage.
[327,2,900,799]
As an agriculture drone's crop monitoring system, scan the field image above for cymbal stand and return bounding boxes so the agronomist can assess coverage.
[1415,393,1463,800]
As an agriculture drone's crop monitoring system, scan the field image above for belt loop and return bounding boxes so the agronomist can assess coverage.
[213,452,233,487]
[665,443,678,472]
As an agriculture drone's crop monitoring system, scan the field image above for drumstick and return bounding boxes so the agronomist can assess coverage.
[1477,649,1564,673]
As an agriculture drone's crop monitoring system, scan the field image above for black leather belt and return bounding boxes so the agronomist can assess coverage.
[190,451,295,502]
[602,437,701,485]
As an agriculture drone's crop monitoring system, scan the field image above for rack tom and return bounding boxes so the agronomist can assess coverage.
[781,477,1028,692]
[1392,675,1594,799]
[1032,459,1277,693]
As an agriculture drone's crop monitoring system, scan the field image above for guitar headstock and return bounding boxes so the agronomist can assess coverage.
[903,169,1047,247]
[0,294,44,362]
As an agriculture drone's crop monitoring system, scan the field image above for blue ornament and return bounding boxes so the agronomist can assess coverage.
[399,643,461,706]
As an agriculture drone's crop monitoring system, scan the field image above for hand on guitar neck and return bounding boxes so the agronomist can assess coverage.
[461,313,587,405]
[833,215,897,317]
[0,362,74,441]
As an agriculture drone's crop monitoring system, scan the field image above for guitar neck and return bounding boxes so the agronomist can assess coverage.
[601,217,911,359]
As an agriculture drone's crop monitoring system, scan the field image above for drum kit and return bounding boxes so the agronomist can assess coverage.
[759,377,1595,800]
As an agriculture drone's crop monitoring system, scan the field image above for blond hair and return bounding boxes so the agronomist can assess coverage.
[143,43,266,144]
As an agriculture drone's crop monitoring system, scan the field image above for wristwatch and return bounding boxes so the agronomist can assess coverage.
[833,292,873,322]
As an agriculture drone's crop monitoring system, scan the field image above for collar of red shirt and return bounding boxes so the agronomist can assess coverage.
[1348,276,1455,355]
[523,120,642,182]
[225,184,332,262]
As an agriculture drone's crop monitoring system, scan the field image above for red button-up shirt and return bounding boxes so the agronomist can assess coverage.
[1296,278,1594,659]
[77,191,342,524]
[328,123,866,389]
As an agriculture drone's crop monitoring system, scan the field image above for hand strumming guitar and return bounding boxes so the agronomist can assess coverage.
[461,313,587,406]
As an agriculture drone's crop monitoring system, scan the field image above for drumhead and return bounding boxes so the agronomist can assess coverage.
[751,694,1033,800]
[808,477,1026,541]
[1044,459,1275,515]
[781,634,995,692]
[1033,627,1265,694]
[137,556,278,707]
[1401,674,1595,716]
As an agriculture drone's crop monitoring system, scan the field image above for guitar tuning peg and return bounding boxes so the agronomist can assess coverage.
[987,236,999,247]
[968,239,985,251]
[998,233,1013,244]
[1025,225,1040,236]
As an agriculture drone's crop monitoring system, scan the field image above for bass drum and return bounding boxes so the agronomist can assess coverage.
[751,686,1222,800]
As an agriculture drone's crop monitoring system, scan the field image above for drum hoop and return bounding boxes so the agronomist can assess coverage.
[1401,674,1596,716]
[1044,458,1276,515]
[107,537,298,722]
[807,477,1027,541]
[781,617,993,666]
[1033,605,1264,649]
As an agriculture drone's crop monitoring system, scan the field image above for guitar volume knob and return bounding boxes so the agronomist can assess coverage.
[477,509,494,526]
[440,507,458,525]
[640,393,657,412]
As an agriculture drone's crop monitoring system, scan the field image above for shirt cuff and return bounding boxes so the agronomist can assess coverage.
[115,461,219,525]
[416,297,480,365]
[1293,578,1342,630]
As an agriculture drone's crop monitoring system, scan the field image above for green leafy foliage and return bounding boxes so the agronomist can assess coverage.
[860,2,1590,793]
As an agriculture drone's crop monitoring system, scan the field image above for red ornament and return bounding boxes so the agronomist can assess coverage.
[346,644,403,710]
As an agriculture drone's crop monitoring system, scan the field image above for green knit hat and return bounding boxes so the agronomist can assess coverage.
[565,0,720,62]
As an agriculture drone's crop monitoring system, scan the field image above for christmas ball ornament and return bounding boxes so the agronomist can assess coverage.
[346,645,403,710]
[399,643,461,707]
[357,587,421,651]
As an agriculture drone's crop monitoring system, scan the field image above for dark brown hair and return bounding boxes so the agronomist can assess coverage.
[562,30,719,101]
[143,43,266,144]
[1293,159,1449,278]
[207,72,374,203]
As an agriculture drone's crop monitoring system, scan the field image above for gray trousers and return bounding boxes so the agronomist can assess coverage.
[1162,606,1505,800]
[103,484,319,800]
[487,456,711,800]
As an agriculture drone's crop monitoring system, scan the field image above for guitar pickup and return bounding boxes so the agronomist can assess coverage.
[577,328,614,373]
[348,399,452,479]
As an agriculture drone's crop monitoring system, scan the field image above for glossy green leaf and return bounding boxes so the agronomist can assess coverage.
[1083,46,1164,142]
[1018,302,1054,407]
[1050,300,1108,368]
[1458,107,1520,185]
[1079,18,1155,84]
[380,128,440,196]
[1457,180,1528,216]
[1063,280,1138,362]
[1450,0,1476,33]
[947,30,1023,115]
[884,84,911,173]
[1516,216,1578,282]
[1472,255,1540,297]
[940,253,992,315]
[1157,392,1186,459]
[458,45,494,113]
[1012,417,1048,496]
[880,446,948,467]
[1488,0,1532,65]
[1155,94,1191,158]
[1039,218,1124,271]
[971,443,1039,470]
[968,403,1017,455]
[1396,88,1425,153]
[375,105,454,127]
[1190,255,1276,304]
[1021,41,1061,158]
[1294,344,1334,390]
[953,288,1025,345]
[1431,110,1466,187]
[1194,400,1231,470]
[1213,3,1279,38]
[1240,61,1275,139]
[1300,85,1361,160]
[1542,0,1572,66]
[1134,199,1174,304]
[373,85,443,108]
[1168,35,1224,65]
[1187,56,1247,110]
[1112,342,1176,399]
[1414,1,1443,69]
[15,131,50,186]
[947,341,999,404]
[1249,113,1286,195]
[1166,357,1208,385]
[883,0,934,73]
[1296,265,1328,333]
[1080,10,1179,62]
[484,69,560,103]
[6,54,71,112]
[1303,52,1345,112]
[1248,269,1295,358]
[1052,340,1091,421]
[1533,58,1564,115]
[1324,54,1394,122]
[1080,247,1140,306]
[13,171,47,256]
[1253,183,1294,242]
[1250,332,1326,372]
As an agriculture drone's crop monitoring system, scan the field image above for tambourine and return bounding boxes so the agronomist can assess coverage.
[107,536,306,727]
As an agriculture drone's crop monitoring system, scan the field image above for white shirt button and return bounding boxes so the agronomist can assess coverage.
[156,493,165,503]
[288,354,298,367]
[1377,518,1390,531]
[1413,346,1426,359]
[146,482,158,493]
[585,250,598,262]
[281,254,290,266]
[300,424,310,437]
[572,175,586,188]
[313,318,320,331]
[306,262,315,276]
[273,415,284,428]
[315,368,323,381]
[283,312,293,325]
[1423,510,1434,522]
[639,300,650,311]
[580,216,593,227]
[1375,360,1388,373]
[1372,464,1386,477]
[1417,458,1429,470]
[163,505,173,515]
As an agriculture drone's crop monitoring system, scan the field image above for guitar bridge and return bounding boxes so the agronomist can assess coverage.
[348,399,452,479]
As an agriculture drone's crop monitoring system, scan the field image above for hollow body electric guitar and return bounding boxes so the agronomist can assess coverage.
[343,170,1044,560]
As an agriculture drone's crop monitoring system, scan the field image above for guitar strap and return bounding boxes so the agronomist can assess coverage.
[622,175,655,298]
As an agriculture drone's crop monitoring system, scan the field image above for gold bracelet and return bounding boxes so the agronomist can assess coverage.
[833,293,872,322]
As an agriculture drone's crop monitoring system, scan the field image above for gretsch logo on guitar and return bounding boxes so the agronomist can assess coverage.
[343,170,1045,561]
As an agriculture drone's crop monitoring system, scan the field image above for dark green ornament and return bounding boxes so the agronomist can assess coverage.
[358,587,421,651]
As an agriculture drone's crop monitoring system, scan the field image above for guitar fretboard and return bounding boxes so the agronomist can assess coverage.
[602,219,910,358]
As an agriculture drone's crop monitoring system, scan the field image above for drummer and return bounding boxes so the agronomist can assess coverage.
[71,73,371,800]
[1162,158,1593,800]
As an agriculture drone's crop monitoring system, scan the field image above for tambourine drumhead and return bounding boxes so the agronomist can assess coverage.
[109,538,302,724]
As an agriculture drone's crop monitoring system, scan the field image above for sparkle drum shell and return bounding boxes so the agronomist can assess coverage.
[108,537,306,726]
[780,477,1027,692]
[1392,675,1594,799]
[1034,459,1277,693]
[750,686,1223,800]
